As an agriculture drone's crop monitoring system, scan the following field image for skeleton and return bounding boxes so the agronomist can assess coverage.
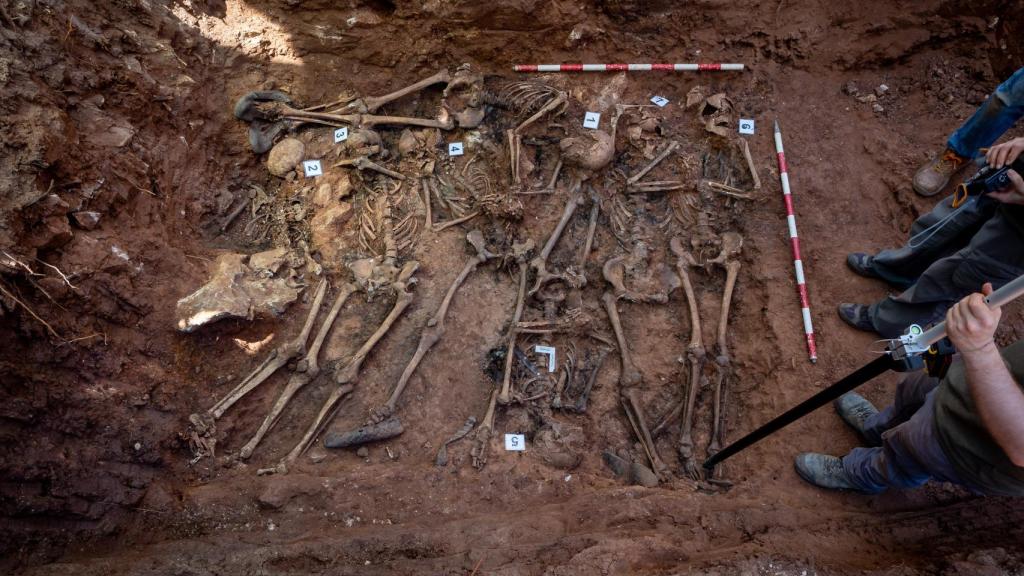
[435,416,478,466]
[357,178,423,271]
[439,64,487,129]
[311,70,452,115]
[188,279,329,451]
[471,387,500,469]
[668,232,743,479]
[705,232,743,472]
[601,253,678,481]
[553,345,611,413]
[237,180,420,471]
[236,281,357,460]
[519,158,563,195]
[549,345,572,410]
[243,95,455,138]
[528,180,586,297]
[739,139,762,191]
[335,156,406,180]
[235,66,486,153]
[497,240,536,405]
[420,177,480,233]
[327,231,497,449]
[497,81,568,186]
[460,153,519,221]
[668,237,706,479]
[626,141,680,193]
[262,260,420,474]
[578,186,600,274]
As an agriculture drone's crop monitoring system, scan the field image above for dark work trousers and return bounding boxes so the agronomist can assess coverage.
[842,371,971,493]
[867,195,1024,338]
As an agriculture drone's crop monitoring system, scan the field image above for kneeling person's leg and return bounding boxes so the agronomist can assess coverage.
[842,390,962,493]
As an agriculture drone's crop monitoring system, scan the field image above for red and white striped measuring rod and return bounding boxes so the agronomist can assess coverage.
[513,63,745,72]
[773,119,818,364]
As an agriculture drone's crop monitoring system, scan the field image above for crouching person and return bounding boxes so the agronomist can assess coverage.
[796,283,1024,495]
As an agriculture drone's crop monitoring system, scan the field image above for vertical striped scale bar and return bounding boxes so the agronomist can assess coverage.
[512,63,746,72]
[774,120,818,363]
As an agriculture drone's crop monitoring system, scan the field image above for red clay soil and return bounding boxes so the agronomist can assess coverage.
[2,0,1024,574]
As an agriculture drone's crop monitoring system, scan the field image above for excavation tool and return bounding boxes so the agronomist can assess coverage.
[773,119,817,363]
[703,272,1024,470]
[513,63,746,72]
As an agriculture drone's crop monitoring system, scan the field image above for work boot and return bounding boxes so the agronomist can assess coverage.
[837,303,875,332]
[834,393,881,446]
[846,253,881,280]
[794,453,858,491]
[912,148,968,197]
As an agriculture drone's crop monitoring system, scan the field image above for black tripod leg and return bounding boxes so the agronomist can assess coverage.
[703,355,897,469]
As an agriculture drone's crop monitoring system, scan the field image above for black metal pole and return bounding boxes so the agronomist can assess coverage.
[703,354,897,469]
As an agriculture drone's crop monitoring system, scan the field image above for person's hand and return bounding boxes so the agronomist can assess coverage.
[988,169,1024,205]
[946,282,1001,354]
[986,137,1024,168]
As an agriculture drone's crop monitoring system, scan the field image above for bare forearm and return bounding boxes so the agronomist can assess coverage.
[963,344,1024,466]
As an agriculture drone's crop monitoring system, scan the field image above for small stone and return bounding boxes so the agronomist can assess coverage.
[602,451,629,477]
[968,549,1007,566]
[842,81,859,96]
[336,174,353,199]
[309,201,355,263]
[856,93,877,104]
[356,447,369,458]
[875,83,889,96]
[312,182,334,209]
[71,210,101,230]
[629,462,660,487]
[872,103,884,113]
[397,129,421,156]
[267,138,305,177]
[133,442,142,451]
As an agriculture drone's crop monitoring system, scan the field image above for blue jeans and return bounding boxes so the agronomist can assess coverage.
[841,371,972,493]
[947,66,1024,158]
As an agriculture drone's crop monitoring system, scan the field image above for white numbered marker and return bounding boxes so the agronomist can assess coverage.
[650,95,670,107]
[535,345,556,372]
[334,127,349,143]
[505,434,526,451]
[303,160,323,177]
[738,119,755,135]
[583,112,601,129]
[448,142,464,156]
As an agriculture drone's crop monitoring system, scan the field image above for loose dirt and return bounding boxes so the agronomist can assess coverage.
[3,1,1024,574]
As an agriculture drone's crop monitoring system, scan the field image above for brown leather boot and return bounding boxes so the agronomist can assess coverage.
[912,148,968,197]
